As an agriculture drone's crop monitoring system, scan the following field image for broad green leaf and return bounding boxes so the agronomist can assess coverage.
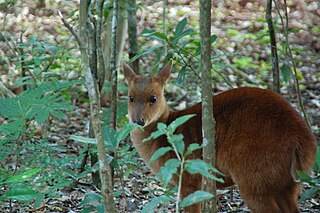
[149,147,173,164]
[143,123,167,142]
[141,29,168,42]
[70,135,96,144]
[177,65,187,84]
[170,134,184,155]
[117,123,139,145]
[79,192,102,206]
[168,114,195,133]
[130,45,164,62]
[174,17,188,39]
[0,188,37,202]
[103,126,117,152]
[141,195,171,213]
[185,143,202,156]
[157,123,167,131]
[280,62,292,83]
[180,190,214,208]
[210,34,218,43]
[5,168,41,183]
[158,159,180,187]
[297,170,312,182]
[300,186,320,201]
[316,146,320,170]
[185,159,224,183]
[172,29,194,44]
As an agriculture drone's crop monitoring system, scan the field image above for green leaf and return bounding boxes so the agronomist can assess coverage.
[180,190,214,208]
[210,34,218,43]
[316,146,320,170]
[5,168,41,183]
[0,188,37,202]
[130,45,164,63]
[70,135,97,144]
[177,65,187,84]
[174,18,187,39]
[143,123,167,142]
[103,126,117,152]
[33,194,44,208]
[297,170,312,182]
[0,97,22,119]
[79,192,102,206]
[172,29,194,44]
[170,134,184,155]
[185,143,203,156]
[35,108,50,124]
[300,186,320,201]
[0,118,25,136]
[141,29,168,42]
[141,195,171,213]
[149,147,173,164]
[184,159,224,183]
[117,123,139,145]
[158,159,180,187]
[280,62,292,83]
[168,115,195,133]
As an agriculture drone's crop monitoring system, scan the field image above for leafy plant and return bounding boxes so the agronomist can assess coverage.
[0,79,78,209]
[297,146,320,201]
[141,115,224,212]
[71,122,141,211]
[0,79,74,142]
[132,18,217,81]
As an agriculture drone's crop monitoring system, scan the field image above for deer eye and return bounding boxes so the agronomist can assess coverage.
[129,96,134,103]
[150,96,157,104]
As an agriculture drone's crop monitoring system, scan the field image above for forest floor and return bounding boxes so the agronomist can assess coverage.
[0,0,319,212]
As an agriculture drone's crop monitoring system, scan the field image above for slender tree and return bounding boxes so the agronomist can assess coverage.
[102,0,127,86]
[266,0,280,93]
[61,1,116,212]
[200,0,217,212]
[127,0,139,73]
[80,1,115,212]
[274,0,310,127]
[110,0,118,130]
[162,0,167,55]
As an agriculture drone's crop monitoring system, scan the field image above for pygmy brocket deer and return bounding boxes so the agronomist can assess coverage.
[123,59,317,213]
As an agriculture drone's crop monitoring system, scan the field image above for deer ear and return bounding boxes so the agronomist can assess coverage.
[122,61,136,84]
[157,59,172,84]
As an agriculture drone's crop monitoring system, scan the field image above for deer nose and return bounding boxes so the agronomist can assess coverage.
[133,118,145,126]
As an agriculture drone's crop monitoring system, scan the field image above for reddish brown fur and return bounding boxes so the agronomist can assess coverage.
[123,61,317,213]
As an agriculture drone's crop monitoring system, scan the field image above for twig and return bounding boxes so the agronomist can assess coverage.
[59,10,82,47]
[273,0,310,127]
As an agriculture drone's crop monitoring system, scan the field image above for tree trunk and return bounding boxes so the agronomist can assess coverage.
[101,0,127,105]
[79,1,116,212]
[266,0,280,93]
[199,0,217,212]
[127,0,139,73]
[110,0,118,130]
